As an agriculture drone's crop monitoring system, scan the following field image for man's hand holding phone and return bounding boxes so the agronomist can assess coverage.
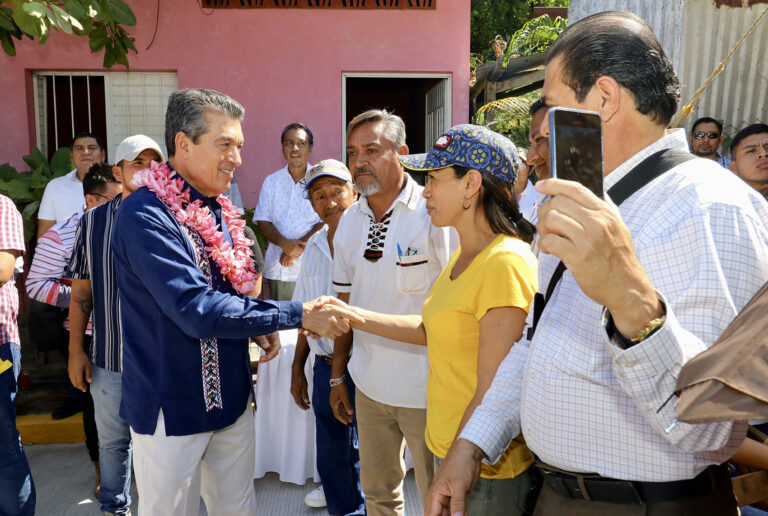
[535,178,661,341]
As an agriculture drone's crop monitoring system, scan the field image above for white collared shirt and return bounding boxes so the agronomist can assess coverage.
[292,225,335,357]
[252,165,320,282]
[38,169,85,222]
[461,129,768,481]
[332,174,455,408]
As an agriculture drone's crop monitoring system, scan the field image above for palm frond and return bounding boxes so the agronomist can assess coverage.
[476,97,532,120]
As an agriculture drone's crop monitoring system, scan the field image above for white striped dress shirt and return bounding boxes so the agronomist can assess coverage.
[461,130,768,481]
[27,209,92,333]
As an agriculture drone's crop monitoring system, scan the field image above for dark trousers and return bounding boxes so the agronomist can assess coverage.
[533,467,738,516]
[0,343,35,516]
[312,358,366,516]
[82,335,98,463]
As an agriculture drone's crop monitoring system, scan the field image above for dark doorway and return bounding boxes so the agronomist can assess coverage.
[345,76,444,154]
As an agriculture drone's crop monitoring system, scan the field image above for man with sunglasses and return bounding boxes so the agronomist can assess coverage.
[67,134,164,516]
[690,117,731,169]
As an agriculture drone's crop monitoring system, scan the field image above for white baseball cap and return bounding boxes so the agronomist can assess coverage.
[304,159,352,190]
[114,135,165,164]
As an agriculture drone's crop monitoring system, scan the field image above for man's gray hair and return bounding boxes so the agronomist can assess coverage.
[165,88,245,157]
[347,109,406,150]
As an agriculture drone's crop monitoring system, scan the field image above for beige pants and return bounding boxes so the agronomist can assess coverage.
[131,404,256,516]
[355,388,434,516]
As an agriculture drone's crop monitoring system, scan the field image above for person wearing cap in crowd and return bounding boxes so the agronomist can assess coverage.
[330,109,454,516]
[729,123,768,200]
[290,159,365,515]
[689,117,731,169]
[339,124,539,515]
[27,163,123,499]
[67,134,164,516]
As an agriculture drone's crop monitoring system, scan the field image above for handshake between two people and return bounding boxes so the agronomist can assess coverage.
[300,296,364,340]
[249,296,365,366]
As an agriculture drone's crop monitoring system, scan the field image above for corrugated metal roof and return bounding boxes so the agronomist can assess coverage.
[678,1,768,134]
[569,0,768,148]
[569,0,685,69]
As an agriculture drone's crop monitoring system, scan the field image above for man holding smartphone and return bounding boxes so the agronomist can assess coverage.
[427,11,768,516]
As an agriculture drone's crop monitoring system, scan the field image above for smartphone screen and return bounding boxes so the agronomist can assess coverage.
[549,107,604,197]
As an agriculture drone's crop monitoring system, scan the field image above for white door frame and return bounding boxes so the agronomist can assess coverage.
[341,72,452,159]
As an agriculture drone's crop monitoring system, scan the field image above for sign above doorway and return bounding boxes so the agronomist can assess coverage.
[202,0,435,9]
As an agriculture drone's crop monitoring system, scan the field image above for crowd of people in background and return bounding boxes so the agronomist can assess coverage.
[1,9,768,516]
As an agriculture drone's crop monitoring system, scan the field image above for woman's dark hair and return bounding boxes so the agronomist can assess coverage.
[453,166,535,244]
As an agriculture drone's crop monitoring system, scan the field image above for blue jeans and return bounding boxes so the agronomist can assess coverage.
[91,365,132,515]
[0,343,35,516]
[312,358,366,516]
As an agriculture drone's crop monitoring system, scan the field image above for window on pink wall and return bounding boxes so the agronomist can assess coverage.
[33,72,177,162]
[37,74,107,160]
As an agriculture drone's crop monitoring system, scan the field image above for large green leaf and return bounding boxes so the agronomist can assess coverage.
[21,200,39,219]
[72,14,91,35]
[31,163,45,183]
[23,148,47,170]
[0,9,17,32]
[0,178,35,202]
[63,0,89,20]
[51,4,83,30]
[103,39,116,68]
[51,5,80,34]
[0,163,18,181]
[89,21,107,51]
[22,2,47,19]
[11,0,42,36]
[101,0,135,26]
[50,148,73,176]
[0,30,15,55]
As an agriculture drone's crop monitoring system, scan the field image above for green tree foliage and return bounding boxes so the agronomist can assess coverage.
[503,14,567,64]
[471,0,569,60]
[0,0,137,68]
[471,0,529,61]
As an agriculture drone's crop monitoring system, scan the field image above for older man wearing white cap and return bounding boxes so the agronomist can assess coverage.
[290,159,365,514]
[67,134,163,516]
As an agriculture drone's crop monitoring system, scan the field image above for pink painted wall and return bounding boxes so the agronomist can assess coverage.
[0,1,470,206]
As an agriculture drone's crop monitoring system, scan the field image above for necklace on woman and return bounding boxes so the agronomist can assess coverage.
[131,161,260,295]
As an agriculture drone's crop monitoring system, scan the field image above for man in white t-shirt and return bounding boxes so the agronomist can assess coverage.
[253,123,322,301]
[330,109,454,515]
[37,132,106,240]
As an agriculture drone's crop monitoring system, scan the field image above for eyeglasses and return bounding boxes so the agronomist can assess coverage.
[693,131,720,140]
[283,139,309,149]
[92,193,115,201]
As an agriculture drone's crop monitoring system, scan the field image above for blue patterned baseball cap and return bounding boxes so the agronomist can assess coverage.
[398,124,521,184]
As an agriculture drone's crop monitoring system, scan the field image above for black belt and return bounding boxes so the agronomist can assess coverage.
[535,459,727,505]
[318,355,333,365]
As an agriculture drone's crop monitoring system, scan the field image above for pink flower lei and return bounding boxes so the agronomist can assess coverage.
[131,161,260,295]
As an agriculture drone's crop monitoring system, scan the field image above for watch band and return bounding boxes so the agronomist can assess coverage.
[329,374,346,387]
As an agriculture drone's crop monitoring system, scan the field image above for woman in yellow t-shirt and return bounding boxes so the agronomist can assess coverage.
[342,124,539,515]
